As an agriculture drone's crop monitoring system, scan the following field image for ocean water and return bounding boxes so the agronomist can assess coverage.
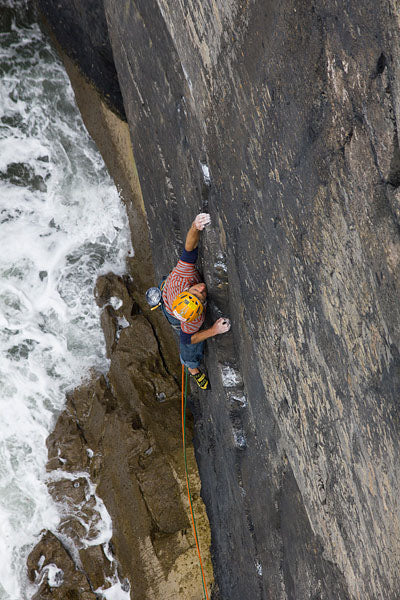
[0,4,131,598]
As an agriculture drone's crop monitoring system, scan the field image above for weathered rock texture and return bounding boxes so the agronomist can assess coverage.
[28,273,213,598]
[35,0,400,599]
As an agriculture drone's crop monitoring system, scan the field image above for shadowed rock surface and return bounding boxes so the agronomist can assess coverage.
[33,0,400,599]
[37,0,125,118]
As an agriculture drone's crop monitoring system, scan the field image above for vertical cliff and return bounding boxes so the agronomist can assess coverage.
[34,1,400,599]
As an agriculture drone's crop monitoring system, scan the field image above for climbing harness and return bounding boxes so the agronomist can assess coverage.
[181,365,210,600]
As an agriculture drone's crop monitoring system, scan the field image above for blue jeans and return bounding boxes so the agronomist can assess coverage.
[161,303,204,369]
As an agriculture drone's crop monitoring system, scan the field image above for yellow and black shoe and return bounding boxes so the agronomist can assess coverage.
[190,369,210,390]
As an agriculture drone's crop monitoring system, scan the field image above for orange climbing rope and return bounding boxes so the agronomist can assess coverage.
[181,364,210,600]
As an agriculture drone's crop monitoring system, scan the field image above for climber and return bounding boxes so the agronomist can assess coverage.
[146,213,231,390]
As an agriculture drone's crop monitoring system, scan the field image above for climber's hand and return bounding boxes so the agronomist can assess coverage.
[193,213,211,231]
[213,317,231,335]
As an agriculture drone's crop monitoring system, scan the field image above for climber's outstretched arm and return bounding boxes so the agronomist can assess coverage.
[184,213,210,251]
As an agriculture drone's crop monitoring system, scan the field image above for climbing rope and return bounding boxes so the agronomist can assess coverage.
[181,364,210,600]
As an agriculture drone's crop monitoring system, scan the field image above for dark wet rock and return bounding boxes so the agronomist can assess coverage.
[79,545,115,592]
[47,477,88,506]
[37,0,125,119]
[35,1,400,599]
[27,531,96,600]
[58,517,88,546]
[46,412,89,472]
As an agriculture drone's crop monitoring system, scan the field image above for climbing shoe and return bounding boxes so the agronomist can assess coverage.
[190,369,210,390]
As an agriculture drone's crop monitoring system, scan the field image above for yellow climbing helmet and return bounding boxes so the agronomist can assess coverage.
[172,291,204,322]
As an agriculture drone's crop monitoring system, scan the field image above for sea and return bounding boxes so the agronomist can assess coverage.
[0,2,131,598]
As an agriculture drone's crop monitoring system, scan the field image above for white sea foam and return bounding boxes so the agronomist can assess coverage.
[117,316,130,329]
[109,296,123,310]
[0,13,131,599]
[42,564,63,588]
[45,469,113,548]
[96,578,131,600]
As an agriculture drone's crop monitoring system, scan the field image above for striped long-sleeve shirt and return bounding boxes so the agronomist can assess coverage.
[162,248,205,342]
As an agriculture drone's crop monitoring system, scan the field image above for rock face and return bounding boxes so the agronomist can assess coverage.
[28,272,213,599]
[37,0,125,118]
[35,0,400,599]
